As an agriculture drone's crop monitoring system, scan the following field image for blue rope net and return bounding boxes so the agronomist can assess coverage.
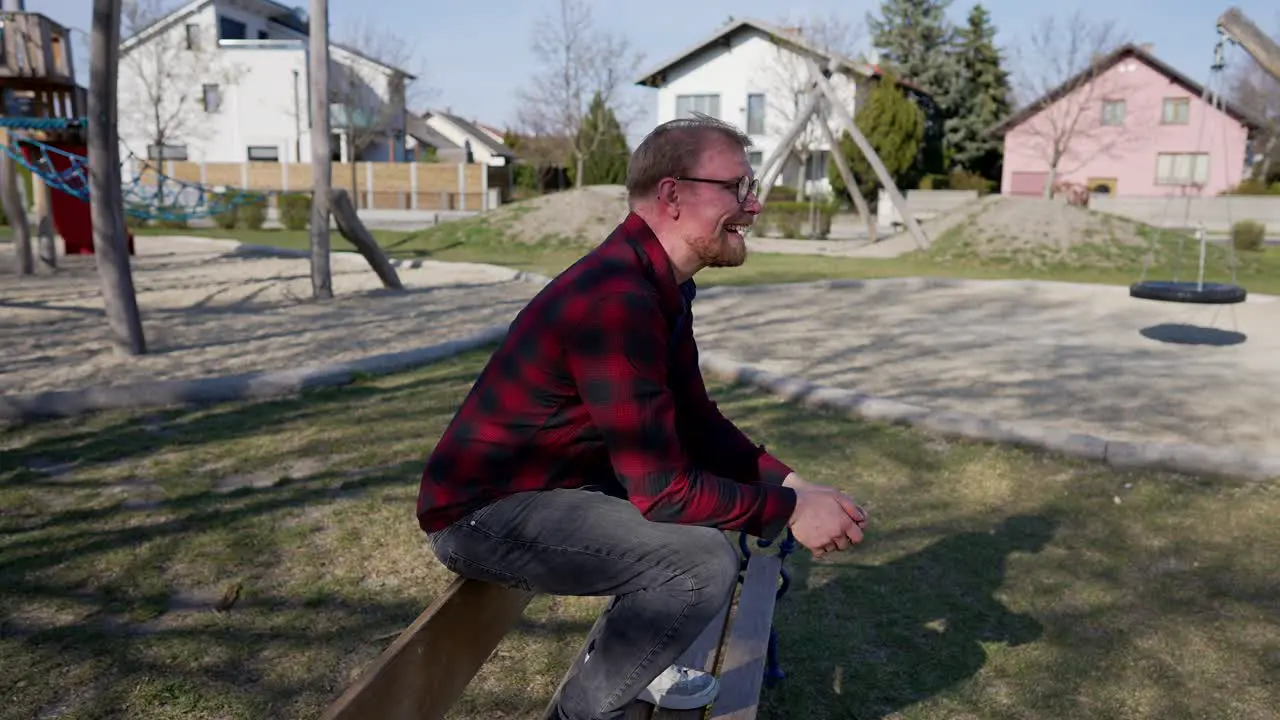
[0,117,264,222]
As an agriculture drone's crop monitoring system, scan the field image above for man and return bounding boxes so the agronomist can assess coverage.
[417,114,867,720]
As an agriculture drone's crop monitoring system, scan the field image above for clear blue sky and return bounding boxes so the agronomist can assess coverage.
[29,0,1280,147]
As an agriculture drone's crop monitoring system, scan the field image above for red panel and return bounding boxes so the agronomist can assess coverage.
[19,142,134,256]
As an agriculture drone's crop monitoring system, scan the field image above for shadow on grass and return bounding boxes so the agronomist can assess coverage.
[760,514,1059,720]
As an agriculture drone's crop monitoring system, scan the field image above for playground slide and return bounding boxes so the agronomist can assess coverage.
[20,142,134,256]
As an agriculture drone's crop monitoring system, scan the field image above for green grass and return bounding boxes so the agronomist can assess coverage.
[132,210,1280,295]
[4,349,1279,719]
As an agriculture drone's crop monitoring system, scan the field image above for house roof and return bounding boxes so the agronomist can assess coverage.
[120,0,415,78]
[405,114,461,150]
[987,43,1266,137]
[422,110,514,157]
[632,17,930,96]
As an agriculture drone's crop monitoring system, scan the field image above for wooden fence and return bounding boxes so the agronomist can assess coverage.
[133,160,511,211]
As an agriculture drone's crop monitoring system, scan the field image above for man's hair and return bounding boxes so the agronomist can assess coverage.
[625,113,753,204]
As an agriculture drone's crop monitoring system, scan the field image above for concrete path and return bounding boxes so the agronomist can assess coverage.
[692,278,1280,456]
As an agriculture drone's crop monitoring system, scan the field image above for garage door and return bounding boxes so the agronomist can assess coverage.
[1009,172,1048,196]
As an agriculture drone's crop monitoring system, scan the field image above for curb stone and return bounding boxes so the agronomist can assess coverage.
[7,244,1276,481]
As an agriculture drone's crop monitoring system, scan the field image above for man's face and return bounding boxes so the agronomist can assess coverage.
[676,139,762,269]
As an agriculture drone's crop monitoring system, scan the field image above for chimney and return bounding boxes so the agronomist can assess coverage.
[1139,42,1154,55]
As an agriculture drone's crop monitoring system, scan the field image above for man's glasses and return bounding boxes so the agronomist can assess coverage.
[674,175,761,204]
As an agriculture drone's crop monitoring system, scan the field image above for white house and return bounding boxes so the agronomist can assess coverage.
[405,110,516,167]
[633,18,930,198]
[117,0,416,165]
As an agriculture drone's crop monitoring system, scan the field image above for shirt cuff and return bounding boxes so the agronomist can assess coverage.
[757,449,794,486]
[751,483,798,542]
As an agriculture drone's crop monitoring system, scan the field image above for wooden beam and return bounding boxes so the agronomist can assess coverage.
[812,101,876,243]
[308,0,333,299]
[1218,7,1280,84]
[330,188,403,290]
[806,57,930,250]
[1,151,33,275]
[321,577,535,720]
[706,554,782,720]
[89,0,147,354]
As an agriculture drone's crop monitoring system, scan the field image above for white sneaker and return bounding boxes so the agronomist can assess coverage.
[635,664,720,710]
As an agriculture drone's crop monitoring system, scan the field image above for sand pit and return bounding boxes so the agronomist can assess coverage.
[0,236,543,396]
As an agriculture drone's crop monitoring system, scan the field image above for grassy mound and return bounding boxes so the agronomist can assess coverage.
[917,196,1259,279]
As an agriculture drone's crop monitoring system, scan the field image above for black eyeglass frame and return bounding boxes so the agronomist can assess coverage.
[673,175,761,203]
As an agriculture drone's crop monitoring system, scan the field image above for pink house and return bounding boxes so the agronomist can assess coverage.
[990,44,1263,198]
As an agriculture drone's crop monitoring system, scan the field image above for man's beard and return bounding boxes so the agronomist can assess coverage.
[691,228,747,267]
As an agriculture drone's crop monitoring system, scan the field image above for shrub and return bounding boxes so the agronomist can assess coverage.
[919,174,951,190]
[759,200,838,239]
[1225,179,1279,195]
[948,170,997,195]
[279,192,311,230]
[1231,220,1265,252]
[237,192,268,230]
[768,185,798,202]
[212,192,239,229]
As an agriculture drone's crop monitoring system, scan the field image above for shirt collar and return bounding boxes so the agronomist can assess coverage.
[615,212,697,317]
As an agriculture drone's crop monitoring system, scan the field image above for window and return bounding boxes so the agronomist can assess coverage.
[747,151,763,171]
[675,94,720,120]
[247,145,280,162]
[202,84,221,112]
[147,144,188,161]
[218,15,247,40]
[185,23,200,50]
[746,93,765,135]
[1100,100,1125,126]
[1162,97,1190,124]
[1155,152,1209,185]
[805,151,829,181]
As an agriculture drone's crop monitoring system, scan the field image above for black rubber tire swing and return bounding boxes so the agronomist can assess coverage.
[1129,280,1247,304]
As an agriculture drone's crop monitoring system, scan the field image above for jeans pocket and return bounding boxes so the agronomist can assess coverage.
[444,550,532,592]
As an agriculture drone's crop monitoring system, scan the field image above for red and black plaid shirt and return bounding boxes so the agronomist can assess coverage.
[416,212,798,540]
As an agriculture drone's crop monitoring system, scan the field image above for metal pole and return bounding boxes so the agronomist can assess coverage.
[1196,224,1207,291]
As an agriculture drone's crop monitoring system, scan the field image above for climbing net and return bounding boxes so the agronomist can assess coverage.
[0,116,263,222]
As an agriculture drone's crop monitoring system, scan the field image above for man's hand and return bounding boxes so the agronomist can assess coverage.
[783,474,868,558]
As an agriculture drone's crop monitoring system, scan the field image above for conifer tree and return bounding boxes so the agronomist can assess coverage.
[571,92,630,186]
[949,4,1012,178]
[829,73,925,203]
[866,0,963,173]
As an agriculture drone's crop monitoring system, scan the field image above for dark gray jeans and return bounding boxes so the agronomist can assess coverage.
[427,484,741,720]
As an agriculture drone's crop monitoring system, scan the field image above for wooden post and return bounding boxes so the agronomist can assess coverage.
[807,58,930,250]
[756,90,819,206]
[32,174,55,268]
[308,0,333,300]
[89,0,146,355]
[1218,8,1280,82]
[1,151,33,275]
[813,103,876,243]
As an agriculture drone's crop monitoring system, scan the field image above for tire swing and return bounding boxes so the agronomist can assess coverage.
[1129,37,1247,306]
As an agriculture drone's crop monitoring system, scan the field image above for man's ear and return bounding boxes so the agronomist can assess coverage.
[656,178,680,219]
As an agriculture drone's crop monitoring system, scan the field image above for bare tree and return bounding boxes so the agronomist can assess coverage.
[119,0,245,195]
[1226,18,1280,182]
[516,0,644,188]
[762,15,862,201]
[329,19,429,203]
[1012,11,1146,198]
[90,0,146,355]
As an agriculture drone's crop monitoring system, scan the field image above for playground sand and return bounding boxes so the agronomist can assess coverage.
[0,236,543,397]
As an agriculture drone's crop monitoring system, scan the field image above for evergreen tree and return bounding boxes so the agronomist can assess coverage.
[828,73,925,204]
[866,0,964,174]
[949,4,1012,179]
[570,92,631,186]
